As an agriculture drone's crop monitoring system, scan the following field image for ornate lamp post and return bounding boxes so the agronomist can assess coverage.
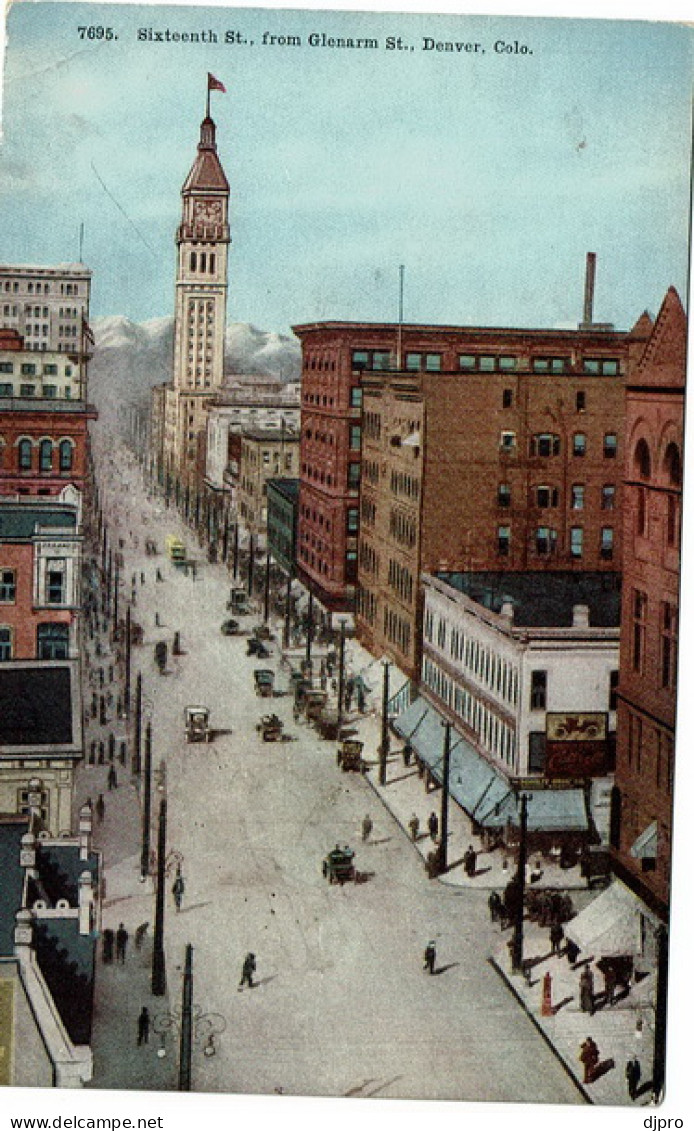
[153,945,226,1090]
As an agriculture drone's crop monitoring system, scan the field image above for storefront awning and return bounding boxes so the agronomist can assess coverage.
[564,880,643,957]
[392,697,588,833]
[630,820,657,860]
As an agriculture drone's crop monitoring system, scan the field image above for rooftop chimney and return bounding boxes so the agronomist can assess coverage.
[583,252,596,326]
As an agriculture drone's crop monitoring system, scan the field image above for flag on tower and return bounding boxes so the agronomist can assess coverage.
[208,73,226,93]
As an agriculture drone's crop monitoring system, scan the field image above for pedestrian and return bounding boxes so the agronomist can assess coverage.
[239,952,256,989]
[549,921,564,956]
[602,963,618,1006]
[89,739,96,764]
[408,814,420,841]
[463,845,477,877]
[98,740,105,764]
[579,963,595,1014]
[140,571,145,585]
[101,928,114,964]
[361,814,373,842]
[95,793,105,822]
[626,1055,641,1101]
[427,811,439,842]
[344,677,354,713]
[134,922,149,949]
[579,1036,600,1084]
[402,742,413,767]
[156,568,163,582]
[488,891,502,923]
[356,683,366,714]
[172,868,185,912]
[137,1006,150,1045]
[115,922,128,963]
[423,940,437,975]
[565,938,580,965]
[107,764,118,791]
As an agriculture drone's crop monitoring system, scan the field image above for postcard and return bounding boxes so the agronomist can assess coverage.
[0,2,692,1128]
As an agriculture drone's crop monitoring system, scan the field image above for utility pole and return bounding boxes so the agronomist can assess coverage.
[263,550,271,624]
[439,720,452,874]
[140,720,152,881]
[112,558,120,631]
[232,522,239,579]
[133,672,142,775]
[652,923,669,1101]
[336,620,347,739]
[151,799,167,995]
[179,943,193,1091]
[379,661,391,786]
[283,572,292,649]
[511,793,530,973]
[305,592,314,668]
[248,533,256,598]
[124,604,132,717]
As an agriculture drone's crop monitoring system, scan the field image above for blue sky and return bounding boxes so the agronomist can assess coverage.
[1,1,692,334]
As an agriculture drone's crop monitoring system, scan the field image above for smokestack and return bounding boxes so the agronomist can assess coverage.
[583,252,596,326]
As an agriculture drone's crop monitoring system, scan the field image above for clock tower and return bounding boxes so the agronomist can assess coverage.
[168,114,230,479]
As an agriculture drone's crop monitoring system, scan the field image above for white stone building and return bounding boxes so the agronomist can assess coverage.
[204,378,301,493]
[0,264,91,354]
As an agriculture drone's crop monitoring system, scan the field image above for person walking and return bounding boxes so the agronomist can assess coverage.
[361,814,373,842]
[107,764,118,791]
[239,952,256,989]
[402,742,413,767]
[463,845,477,877]
[172,868,185,912]
[408,814,420,841]
[626,1055,641,1101]
[579,964,595,1014]
[95,793,105,823]
[116,922,129,964]
[427,812,439,842]
[423,941,437,975]
[488,891,502,923]
[579,1036,600,1084]
[137,1006,150,1046]
[549,921,564,956]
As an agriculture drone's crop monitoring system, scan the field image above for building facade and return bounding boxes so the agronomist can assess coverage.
[611,288,685,922]
[159,113,230,488]
[204,379,301,494]
[0,264,91,354]
[266,478,299,577]
[237,429,300,537]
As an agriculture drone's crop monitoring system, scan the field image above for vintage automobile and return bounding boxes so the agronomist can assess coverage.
[253,668,275,697]
[256,713,284,742]
[304,689,328,724]
[154,640,168,674]
[580,845,612,888]
[145,538,158,556]
[247,637,271,658]
[336,739,365,772]
[220,618,241,636]
[322,845,356,885]
[227,587,252,616]
[185,705,212,743]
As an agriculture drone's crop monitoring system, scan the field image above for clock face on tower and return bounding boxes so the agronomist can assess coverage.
[194,199,223,224]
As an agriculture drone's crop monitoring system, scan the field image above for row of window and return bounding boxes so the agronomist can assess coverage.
[390,469,420,500]
[2,281,83,295]
[0,438,75,472]
[387,559,414,604]
[389,508,416,549]
[631,590,678,690]
[188,251,217,274]
[0,623,70,661]
[424,609,520,707]
[496,524,614,558]
[350,348,621,376]
[0,565,68,605]
[359,540,379,577]
[422,658,517,767]
[501,431,618,458]
[0,362,73,377]
[383,605,411,656]
[498,483,616,510]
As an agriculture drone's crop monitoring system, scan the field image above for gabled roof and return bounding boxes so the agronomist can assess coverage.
[182,117,229,193]
[631,287,687,388]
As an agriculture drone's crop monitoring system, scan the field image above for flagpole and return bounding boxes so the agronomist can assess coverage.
[206,81,210,119]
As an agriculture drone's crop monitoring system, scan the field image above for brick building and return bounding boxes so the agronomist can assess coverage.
[611,287,685,922]
[237,428,300,537]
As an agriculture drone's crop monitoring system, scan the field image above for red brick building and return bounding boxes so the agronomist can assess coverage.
[611,287,685,922]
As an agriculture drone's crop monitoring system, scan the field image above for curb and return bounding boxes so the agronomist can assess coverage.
[488,956,593,1105]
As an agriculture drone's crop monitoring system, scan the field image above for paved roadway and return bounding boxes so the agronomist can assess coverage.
[90,426,582,1105]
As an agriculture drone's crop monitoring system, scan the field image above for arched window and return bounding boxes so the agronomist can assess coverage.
[59,440,73,472]
[190,252,197,272]
[664,442,681,487]
[39,439,53,472]
[209,253,215,273]
[200,253,207,272]
[634,438,651,479]
[18,438,32,470]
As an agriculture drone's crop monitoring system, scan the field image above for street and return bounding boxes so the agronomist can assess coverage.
[85,422,582,1104]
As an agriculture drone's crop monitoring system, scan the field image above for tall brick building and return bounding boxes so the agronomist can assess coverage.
[611,287,685,922]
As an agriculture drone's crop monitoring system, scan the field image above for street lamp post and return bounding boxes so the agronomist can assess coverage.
[283,572,292,649]
[379,661,391,786]
[511,792,530,974]
[336,619,347,739]
[151,799,167,996]
[248,533,256,598]
[232,522,239,580]
[263,550,271,624]
[133,671,143,775]
[305,592,314,668]
[179,943,193,1091]
[124,604,132,716]
[438,720,452,874]
[652,923,669,1101]
[140,720,153,881]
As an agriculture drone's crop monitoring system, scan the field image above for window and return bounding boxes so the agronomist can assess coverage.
[20,363,36,376]
[635,438,651,479]
[609,670,619,711]
[536,485,558,508]
[348,462,361,490]
[59,440,73,472]
[528,732,546,773]
[497,484,511,507]
[502,388,513,408]
[0,570,16,603]
[424,354,441,371]
[535,526,556,555]
[349,425,362,451]
[0,362,13,374]
[500,431,516,453]
[633,589,647,672]
[497,525,510,555]
[18,439,32,469]
[530,670,547,710]
[602,485,615,510]
[0,384,12,397]
[43,385,57,398]
[584,357,619,376]
[0,626,11,661]
[661,602,678,690]
[19,384,36,397]
[349,387,363,408]
[600,527,614,560]
[46,560,66,605]
[190,252,197,271]
[571,484,585,510]
[499,357,517,372]
[479,356,495,372]
[39,439,52,472]
[37,623,69,660]
[347,507,359,533]
[573,433,586,457]
[459,354,476,371]
[531,433,560,458]
[604,433,617,459]
[532,357,567,373]
[576,391,586,412]
[570,527,583,558]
